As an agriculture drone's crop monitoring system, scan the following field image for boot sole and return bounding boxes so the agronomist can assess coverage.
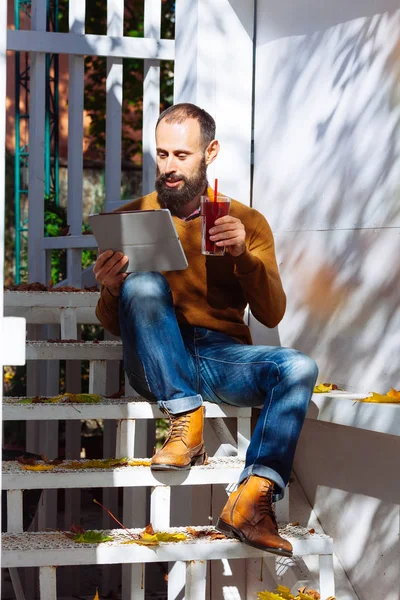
[151,452,207,471]
[216,518,293,558]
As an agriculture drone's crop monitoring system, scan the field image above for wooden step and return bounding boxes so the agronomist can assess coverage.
[4,291,99,324]
[25,340,122,360]
[5,290,99,307]
[2,397,252,420]
[2,457,244,489]
[308,391,400,437]
[1,525,333,568]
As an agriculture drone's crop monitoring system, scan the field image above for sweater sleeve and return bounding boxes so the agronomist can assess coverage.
[233,214,286,328]
[95,286,121,336]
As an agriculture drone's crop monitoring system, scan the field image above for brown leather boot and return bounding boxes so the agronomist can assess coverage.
[151,406,206,471]
[216,475,293,557]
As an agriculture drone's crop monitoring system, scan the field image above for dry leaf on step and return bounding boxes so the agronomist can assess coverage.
[144,523,155,535]
[360,389,400,403]
[313,383,341,393]
[16,455,37,466]
[21,463,55,471]
[208,531,227,540]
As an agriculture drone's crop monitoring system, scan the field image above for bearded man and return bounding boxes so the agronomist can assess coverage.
[94,103,318,557]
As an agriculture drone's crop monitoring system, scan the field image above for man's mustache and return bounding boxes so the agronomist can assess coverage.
[158,173,188,185]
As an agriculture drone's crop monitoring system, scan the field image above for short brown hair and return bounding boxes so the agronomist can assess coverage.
[156,103,216,149]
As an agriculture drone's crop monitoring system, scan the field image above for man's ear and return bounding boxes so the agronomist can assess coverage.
[205,139,220,165]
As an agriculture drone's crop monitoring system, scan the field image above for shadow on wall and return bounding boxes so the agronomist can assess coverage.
[253,6,400,391]
[294,420,400,599]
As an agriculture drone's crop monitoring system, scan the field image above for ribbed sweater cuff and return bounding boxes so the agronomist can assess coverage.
[233,249,260,275]
[103,286,120,307]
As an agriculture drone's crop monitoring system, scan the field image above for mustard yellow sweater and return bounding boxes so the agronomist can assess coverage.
[95,192,286,344]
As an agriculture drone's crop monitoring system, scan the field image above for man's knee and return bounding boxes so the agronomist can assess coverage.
[120,272,170,307]
[289,351,318,385]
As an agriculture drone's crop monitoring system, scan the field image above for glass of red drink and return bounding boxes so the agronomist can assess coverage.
[200,195,231,256]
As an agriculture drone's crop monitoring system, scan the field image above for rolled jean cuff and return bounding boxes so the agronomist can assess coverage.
[159,394,203,415]
[238,465,286,502]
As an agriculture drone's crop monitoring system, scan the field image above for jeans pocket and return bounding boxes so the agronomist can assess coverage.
[194,327,212,341]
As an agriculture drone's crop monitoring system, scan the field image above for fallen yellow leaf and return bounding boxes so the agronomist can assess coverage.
[122,531,187,546]
[156,532,186,543]
[276,585,294,599]
[93,589,100,600]
[360,390,400,404]
[313,383,339,393]
[257,586,330,600]
[258,592,287,600]
[21,464,55,471]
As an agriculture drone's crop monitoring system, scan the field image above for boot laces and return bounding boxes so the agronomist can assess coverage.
[259,483,278,529]
[166,413,190,444]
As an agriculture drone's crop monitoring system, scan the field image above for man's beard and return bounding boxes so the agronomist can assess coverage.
[155,157,207,214]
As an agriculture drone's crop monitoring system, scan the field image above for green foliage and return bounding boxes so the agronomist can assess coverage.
[72,529,114,544]
[83,0,175,162]
[43,201,97,284]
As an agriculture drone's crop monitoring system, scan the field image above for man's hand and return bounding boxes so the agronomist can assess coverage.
[209,216,246,257]
[93,250,129,297]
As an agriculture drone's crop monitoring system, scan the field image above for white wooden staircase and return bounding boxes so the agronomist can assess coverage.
[2,291,336,599]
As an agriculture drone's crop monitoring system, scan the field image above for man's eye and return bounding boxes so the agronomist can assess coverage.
[177,154,187,160]
[158,153,167,159]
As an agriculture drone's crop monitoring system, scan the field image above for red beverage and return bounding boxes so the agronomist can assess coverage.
[201,196,231,256]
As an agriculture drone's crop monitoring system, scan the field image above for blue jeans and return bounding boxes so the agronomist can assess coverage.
[119,272,318,499]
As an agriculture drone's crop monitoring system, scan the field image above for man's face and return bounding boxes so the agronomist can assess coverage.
[155,118,208,213]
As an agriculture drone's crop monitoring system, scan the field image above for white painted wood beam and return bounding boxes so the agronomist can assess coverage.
[39,566,57,599]
[168,561,186,600]
[89,360,107,395]
[28,0,47,283]
[237,416,251,459]
[2,528,334,566]
[150,486,171,529]
[143,0,161,195]
[116,419,136,458]
[8,570,26,600]
[67,0,86,287]
[41,234,97,249]
[105,0,124,211]
[7,490,23,533]
[3,399,252,421]
[2,459,244,489]
[185,560,207,600]
[7,30,175,60]
[319,554,335,599]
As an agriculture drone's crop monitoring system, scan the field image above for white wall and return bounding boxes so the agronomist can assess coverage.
[253,2,400,599]
[253,0,400,392]
[175,0,254,205]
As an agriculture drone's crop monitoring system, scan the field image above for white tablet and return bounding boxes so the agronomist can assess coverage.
[88,209,188,272]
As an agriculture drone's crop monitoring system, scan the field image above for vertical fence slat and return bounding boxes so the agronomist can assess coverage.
[39,567,57,600]
[28,0,47,283]
[105,0,124,211]
[185,560,207,600]
[67,0,86,288]
[7,490,23,532]
[65,6,85,587]
[142,0,161,195]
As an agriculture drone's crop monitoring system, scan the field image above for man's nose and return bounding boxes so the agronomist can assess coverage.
[164,155,178,173]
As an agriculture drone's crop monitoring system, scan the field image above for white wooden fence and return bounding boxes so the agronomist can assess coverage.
[2,2,258,597]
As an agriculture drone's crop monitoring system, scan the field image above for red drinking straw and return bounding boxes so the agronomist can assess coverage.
[213,178,218,202]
